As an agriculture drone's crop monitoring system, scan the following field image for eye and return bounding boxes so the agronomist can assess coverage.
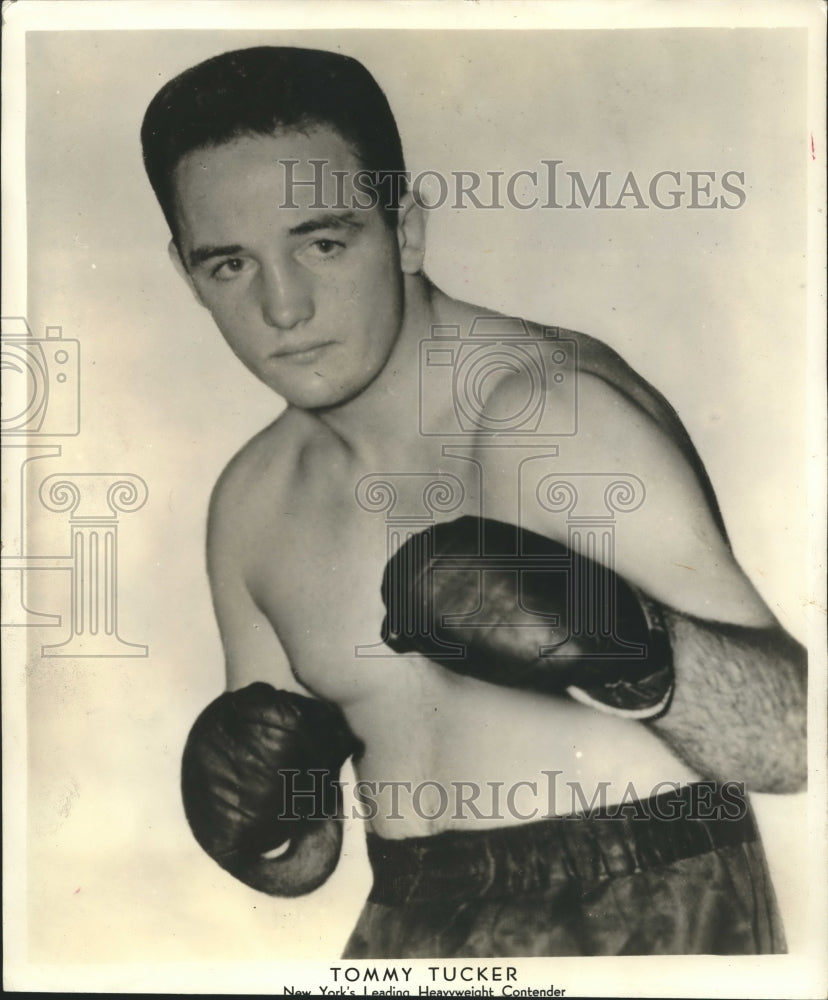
[302,239,346,262]
[211,257,249,281]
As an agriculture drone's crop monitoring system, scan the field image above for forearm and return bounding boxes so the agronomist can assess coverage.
[649,608,807,793]
[381,515,808,793]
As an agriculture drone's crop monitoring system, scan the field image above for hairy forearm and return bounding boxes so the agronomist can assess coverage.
[649,609,807,792]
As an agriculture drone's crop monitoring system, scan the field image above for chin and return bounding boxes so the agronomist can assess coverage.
[281,377,362,412]
[293,362,388,412]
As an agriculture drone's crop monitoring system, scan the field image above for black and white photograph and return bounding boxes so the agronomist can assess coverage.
[2,1,826,996]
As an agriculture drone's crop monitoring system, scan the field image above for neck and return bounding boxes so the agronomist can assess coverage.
[309,274,451,466]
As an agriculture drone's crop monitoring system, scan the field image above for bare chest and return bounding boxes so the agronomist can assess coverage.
[239,436,700,827]
[248,455,478,702]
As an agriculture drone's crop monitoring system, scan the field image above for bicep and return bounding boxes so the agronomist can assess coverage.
[207,480,295,692]
[575,379,773,625]
[210,567,293,691]
[607,442,771,625]
[485,371,774,627]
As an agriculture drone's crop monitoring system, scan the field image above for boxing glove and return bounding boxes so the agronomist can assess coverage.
[181,682,362,896]
[381,516,673,719]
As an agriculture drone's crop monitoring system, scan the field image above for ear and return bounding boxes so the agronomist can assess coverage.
[168,240,206,308]
[395,192,426,275]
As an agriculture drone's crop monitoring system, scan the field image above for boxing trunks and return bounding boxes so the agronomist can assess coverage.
[343,783,785,958]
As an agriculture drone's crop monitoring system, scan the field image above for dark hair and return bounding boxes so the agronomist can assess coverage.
[141,46,407,241]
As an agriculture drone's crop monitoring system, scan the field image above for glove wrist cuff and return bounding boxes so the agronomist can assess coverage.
[567,588,675,720]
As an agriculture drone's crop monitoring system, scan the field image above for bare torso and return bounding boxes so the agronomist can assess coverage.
[217,304,725,838]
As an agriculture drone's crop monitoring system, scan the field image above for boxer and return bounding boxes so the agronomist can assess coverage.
[142,46,806,956]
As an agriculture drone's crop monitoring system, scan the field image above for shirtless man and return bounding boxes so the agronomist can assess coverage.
[141,46,806,957]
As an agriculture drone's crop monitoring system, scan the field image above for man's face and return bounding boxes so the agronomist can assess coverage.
[171,127,405,409]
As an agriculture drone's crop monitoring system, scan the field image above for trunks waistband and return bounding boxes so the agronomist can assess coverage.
[365,782,758,906]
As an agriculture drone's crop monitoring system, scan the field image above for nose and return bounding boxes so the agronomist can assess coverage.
[259,261,314,330]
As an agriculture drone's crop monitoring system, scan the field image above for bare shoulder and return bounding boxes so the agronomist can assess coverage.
[429,295,771,621]
[444,302,721,522]
[530,321,700,445]
[484,320,698,465]
[207,407,313,573]
[482,338,701,488]
[479,322,771,624]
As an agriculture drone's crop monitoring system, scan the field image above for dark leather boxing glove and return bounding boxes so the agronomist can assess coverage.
[181,682,362,896]
[381,516,673,719]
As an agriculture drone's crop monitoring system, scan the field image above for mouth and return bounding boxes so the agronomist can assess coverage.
[272,342,335,364]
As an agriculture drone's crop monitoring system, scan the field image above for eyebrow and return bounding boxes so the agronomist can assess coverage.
[187,244,244,269]
[287,211,364,237]
[186,212,365,269]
